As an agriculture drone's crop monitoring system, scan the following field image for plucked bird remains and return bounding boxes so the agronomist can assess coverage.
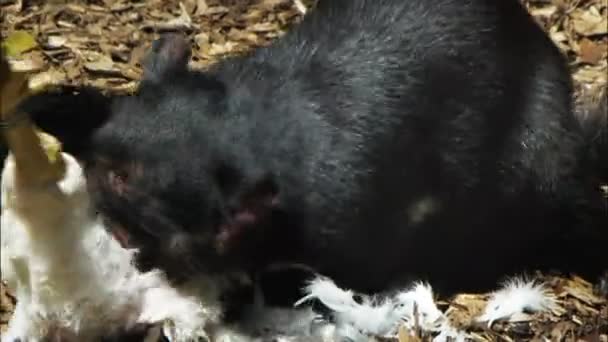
[476,278,560,327]
[295,275,564,342]
[0,50,221,342]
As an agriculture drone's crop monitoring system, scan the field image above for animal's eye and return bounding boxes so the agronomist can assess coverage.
[108,170,129,195]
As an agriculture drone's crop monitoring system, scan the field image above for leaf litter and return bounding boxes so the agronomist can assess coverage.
[0,0,606,340]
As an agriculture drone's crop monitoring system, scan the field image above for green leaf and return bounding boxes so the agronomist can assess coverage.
[1,31,38,58]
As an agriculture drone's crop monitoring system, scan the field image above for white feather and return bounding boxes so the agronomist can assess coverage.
[477,277,558,327]
[334,323,369,342]
[335,296,399,336]
[295,276,450,340]
[295,277,379,339]
[238,282,325,337]
[432,321,468,342]
[393,282,444,331]
[1,152,222,341]
[295,276,359,312]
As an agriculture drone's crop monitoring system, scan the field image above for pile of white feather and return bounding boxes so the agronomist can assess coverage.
[207,274,562,342]
[286,276,561,342]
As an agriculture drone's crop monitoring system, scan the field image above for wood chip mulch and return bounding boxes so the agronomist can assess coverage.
[1,0,606,340]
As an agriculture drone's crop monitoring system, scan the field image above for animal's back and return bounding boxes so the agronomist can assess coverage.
[225,0,577,203]
[214,0,600,294]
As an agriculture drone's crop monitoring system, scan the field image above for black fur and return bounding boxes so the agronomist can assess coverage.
[98,323,169,342]
[574,86,608,185]
[8,0,608,296]
[21,85,115,156]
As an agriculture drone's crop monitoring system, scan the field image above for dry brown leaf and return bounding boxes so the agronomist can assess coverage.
[549,301,568,317]
[64,60,82,81]
[529,4,559,18]
[578,38,604,63]
[398,325,421,342]
[194,32,210,47]
[249,22,279,32]
[0,0,22,13]
[27,68,65,92]
[7,54,44,73]
[142,3,194,32]
[0,282,16,334]
[574,65,608,86]
[194,0,209,16]
[207,41,238,56]
[561,280,607,306]
[204,6,229,15]
[1,0,607,339]
[83,52,119,75]
[571,10,608,36]
[128,43,150,68]
[551,321,577,341]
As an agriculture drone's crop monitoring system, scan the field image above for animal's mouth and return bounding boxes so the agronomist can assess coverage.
[111,226,131,248]
[104,221,133,248]
[214,213,254,254]
[218,202,282,255]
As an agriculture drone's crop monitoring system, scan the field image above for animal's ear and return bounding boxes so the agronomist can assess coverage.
[19,85,113,158]
[142,33,192,82]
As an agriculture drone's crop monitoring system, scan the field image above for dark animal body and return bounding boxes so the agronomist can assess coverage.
[5,0,607,298]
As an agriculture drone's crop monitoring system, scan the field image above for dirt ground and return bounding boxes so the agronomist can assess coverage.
[1,0,607,341]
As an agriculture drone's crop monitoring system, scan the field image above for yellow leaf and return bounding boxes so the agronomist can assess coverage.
[37,130,64,164]
[1,31,38,58]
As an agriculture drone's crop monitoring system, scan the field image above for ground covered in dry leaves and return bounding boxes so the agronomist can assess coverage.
[1,0,607,341]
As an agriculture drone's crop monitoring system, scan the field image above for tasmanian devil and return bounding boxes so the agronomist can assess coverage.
[8,0,608,297]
